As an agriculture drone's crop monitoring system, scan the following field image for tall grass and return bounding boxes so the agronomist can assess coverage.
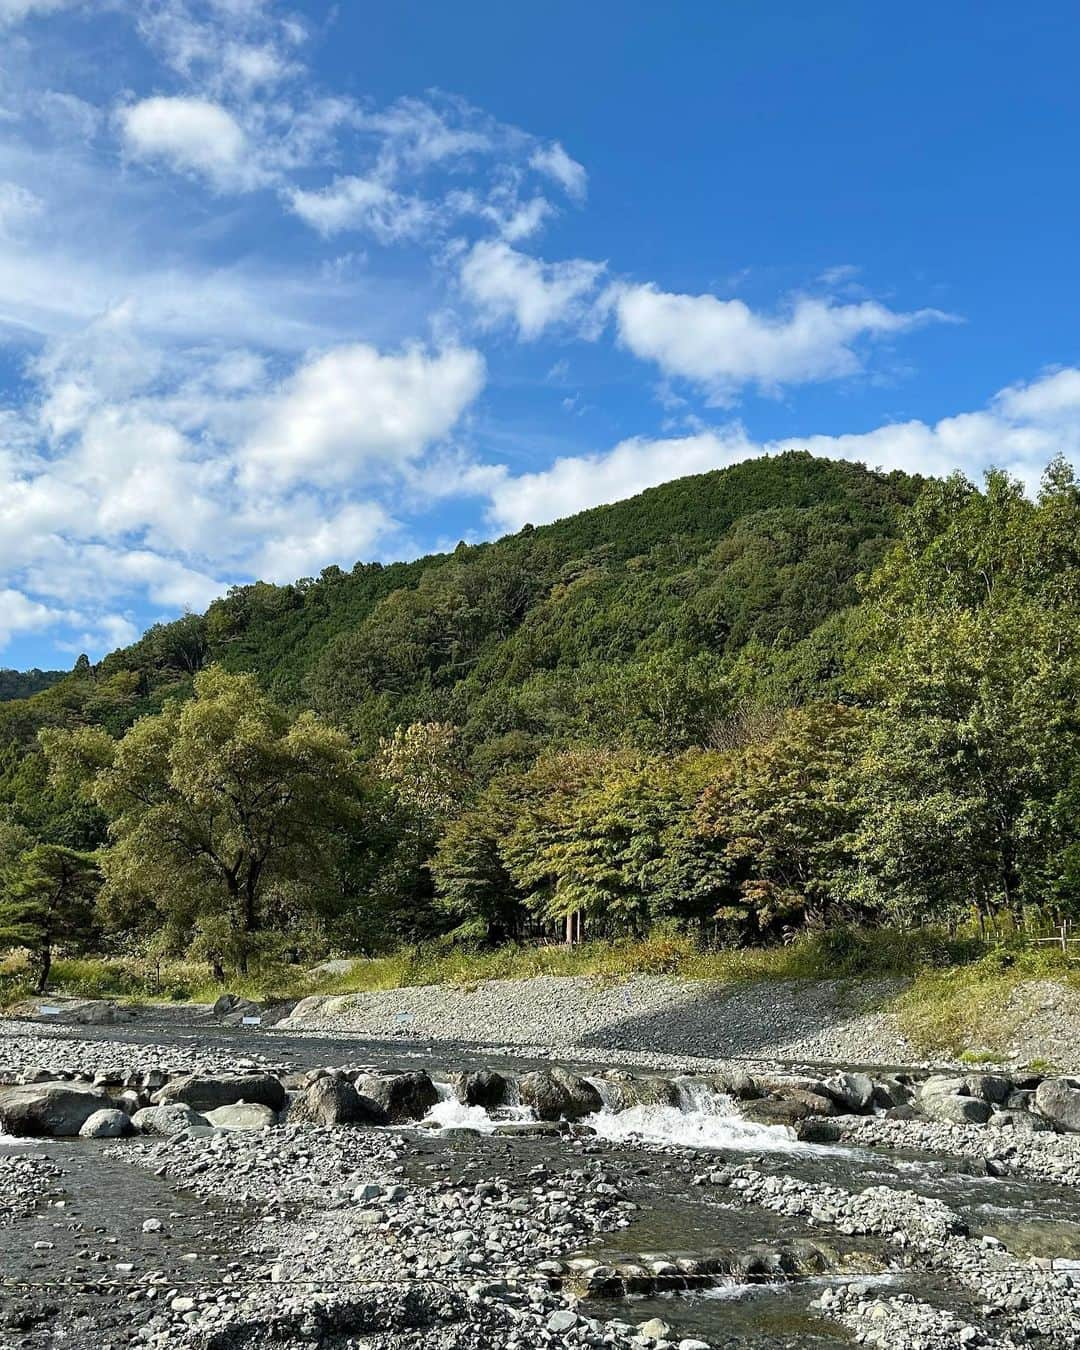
[1,923,994,1008]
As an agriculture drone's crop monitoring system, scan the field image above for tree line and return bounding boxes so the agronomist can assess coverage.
[1,456,1077,985]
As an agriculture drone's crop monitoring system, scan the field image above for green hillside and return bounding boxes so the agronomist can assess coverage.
[0,449,918,766]
[4,449,1075,990]
[0,669,65,703]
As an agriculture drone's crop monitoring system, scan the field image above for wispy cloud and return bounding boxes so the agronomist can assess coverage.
[608,283,957,403]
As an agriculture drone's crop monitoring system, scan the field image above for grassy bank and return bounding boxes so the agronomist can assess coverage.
[4,927,1079,1059]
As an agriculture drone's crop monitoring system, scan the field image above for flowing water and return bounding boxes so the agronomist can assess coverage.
[7,1020,1080,1347]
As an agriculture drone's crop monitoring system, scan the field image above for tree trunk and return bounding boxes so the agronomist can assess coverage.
[34,947,51,995]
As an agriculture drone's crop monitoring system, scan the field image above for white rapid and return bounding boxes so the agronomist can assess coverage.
[582,1077,805,1154]
[426,1080,531,1134]
[423,1072,813,1152]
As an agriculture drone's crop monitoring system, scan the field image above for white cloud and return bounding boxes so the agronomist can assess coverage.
[459,240,605,339]
[0,0,80,24]
[37,90,103,141]
[530,141,587,201]
[0,181,43,237]
[611,284,954,401]
[994,367,1080,421]
[359,96,493,175]
[241,342,485,488]
[0,588,70,648]
[286,175,430,241]
[254,500,395,582]
[135,0,301,95]
[480,366,1080,531]
[119,96,261,192]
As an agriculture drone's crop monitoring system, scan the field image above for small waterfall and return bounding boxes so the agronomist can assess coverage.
[585,1076,621,1112]
[419,1068,808,1153]
[673,1076,721,1114]
[585,1075,807,1153]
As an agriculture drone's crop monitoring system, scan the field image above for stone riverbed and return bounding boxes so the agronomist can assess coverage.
[4,1003,1080,1349]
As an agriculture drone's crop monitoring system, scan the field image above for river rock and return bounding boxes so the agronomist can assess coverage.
[599,1071,679,1110]
[987,1108,1051,1132]
[518,1068,602,1121]
[78,1107,134,1138]
[151,1071,286,1114]
[0,1081,113,1137]
[741,1091,836,1127]
[820,1071,875,1113]
[289,1075,388,1127]
[916,1076,992,1125]
[132,1103,211,1135]
[708,1068,758,1099]
[1034,1078,1080,1132]
[453,1069,510,1110]
[492,1120,564,1136]
[205,1102,278,1131]
[354,1071,439,1122]
[963,1073,1012,1104]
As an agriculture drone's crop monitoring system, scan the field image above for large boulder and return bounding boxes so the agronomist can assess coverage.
[289,1076,387,1127]
[353,1071,439,1123]
[152,1072,286,1114]
[453,1069,511,1111]
[1034,1079,1080,1132]
[707,1068,758,1100]
[518,1069,603,1121]
[988,1109,1051,1133]
[205,1102,277,1131]
[820,1072,875,1114]
[0,1082,113,1137]
[741,1090,838,1128]
[132,1104,210,1135]
[916,1077,991,1125]
[79,1108,134,1139]
[963,1074,1012,1105]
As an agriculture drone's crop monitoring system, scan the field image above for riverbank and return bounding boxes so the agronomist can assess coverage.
[7,1026,1080,1349]
[7,927,1079,1065]
[282,972,1080,1073]
[8,961,1080,1070]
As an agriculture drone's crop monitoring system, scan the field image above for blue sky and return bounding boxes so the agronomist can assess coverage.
[1,2,1079,670]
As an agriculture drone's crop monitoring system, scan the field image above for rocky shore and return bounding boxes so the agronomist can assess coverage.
[7,1008,1080,1348]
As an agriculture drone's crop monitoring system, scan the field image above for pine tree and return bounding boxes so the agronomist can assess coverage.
[0,845,100,993]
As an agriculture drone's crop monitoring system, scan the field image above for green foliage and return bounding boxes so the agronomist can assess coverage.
[840,459,1080,925]
[696,704,866,934]
[0,668,65,702]
[0,843,100,991]
[44,667,370,973]
[1,451,1077,987]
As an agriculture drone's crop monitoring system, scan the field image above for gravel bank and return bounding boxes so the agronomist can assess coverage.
[814,1115,1080,1188]
[106,1125,707,1350]
[0,1019,284,1081]
[283,975,917,1067]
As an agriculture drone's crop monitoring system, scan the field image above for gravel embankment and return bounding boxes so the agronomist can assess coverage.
[697,1164,1080,1347]
[282,975,918,1067]
[0,1019,283,1081]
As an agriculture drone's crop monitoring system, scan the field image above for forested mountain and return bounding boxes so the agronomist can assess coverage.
[0,451,918,808]
[0,669,64,703]
[2,449,1077,979]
